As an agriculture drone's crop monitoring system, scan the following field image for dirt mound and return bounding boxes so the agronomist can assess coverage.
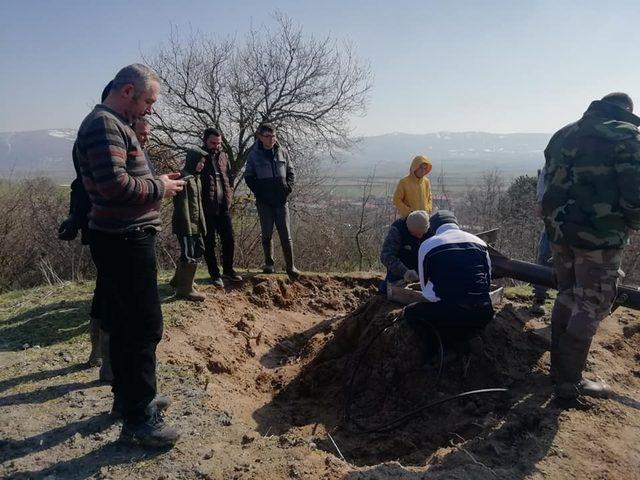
[262,296,550,467]
[2,274,640,479]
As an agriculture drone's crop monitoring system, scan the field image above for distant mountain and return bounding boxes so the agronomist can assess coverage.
[0,129,551,182]
[330,132,551,178]
[0,129,76,180]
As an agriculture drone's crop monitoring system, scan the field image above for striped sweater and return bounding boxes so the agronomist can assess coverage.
[76,105,165,233]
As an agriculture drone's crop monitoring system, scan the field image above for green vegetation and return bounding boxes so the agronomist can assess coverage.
[0,274,201,351]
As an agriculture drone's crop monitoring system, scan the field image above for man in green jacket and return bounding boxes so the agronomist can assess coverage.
[171,147,208,301]
[542,92,640,402]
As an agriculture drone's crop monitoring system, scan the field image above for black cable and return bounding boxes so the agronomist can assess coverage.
[343,303,508,434]
[354,388,509,434]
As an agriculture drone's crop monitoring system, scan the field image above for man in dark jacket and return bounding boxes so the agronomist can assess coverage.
[379,210,430,294]
[404,211,494,355]
[244,124,300,278]
[542,92,640,402]
[200,128,242,287]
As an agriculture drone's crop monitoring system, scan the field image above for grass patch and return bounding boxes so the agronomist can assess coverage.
[0,275,193,350]
[504,283,557,303]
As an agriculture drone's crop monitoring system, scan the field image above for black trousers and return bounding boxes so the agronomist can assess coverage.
[203,211,235,277]
[404,301,494,353]
[89,228,163,423]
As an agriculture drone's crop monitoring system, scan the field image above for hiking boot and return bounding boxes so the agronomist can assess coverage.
[530,299,547,316]
[111,395,172,420]
[578,378,612,399]
[86,317,102,367]
[222,270,243,283]
[119,411,180,449]
[262,264,275,274]
[175,262,206,301]
[211,276,225,288]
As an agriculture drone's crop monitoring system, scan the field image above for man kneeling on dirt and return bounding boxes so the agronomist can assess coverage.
[379,210,430,295]
[404,211,494,356]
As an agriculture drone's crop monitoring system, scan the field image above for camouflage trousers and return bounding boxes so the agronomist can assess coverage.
[550,243,622,341]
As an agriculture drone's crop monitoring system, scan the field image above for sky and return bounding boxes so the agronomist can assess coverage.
[2,0,640,136]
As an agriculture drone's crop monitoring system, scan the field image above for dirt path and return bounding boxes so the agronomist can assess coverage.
[0,274,639,479]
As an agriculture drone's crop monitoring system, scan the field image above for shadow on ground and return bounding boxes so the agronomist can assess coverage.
[0,300,91,351]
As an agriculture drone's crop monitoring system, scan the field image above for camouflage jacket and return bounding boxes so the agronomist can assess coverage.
[542,100,640,249]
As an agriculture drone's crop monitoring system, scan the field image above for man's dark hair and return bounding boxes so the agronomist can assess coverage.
[257,123,276,135]
[202,127,221,141]
[101,80,113,103]
[601,92,634,112]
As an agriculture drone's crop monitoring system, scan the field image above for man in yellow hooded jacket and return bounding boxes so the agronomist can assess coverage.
[393,155,433,217]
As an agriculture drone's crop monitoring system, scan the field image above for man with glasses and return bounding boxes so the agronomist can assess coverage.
[244,124,300,279]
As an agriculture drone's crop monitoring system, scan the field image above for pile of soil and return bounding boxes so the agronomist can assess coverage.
[1,273,639,479]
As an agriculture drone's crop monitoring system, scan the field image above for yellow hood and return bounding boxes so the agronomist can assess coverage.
[409,155,432,176]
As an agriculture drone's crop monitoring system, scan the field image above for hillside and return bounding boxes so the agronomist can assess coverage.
[0,129,76,180]
[332,132,550,177]
[0,130,550,182]
[0,273,639,479]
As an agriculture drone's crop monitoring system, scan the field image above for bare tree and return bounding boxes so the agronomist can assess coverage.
[354,172,377,270]
[145,13,372,184]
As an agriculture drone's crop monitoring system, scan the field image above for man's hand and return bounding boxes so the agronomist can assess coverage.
[160,172,186,198]
[404,269,420,283]
[58,217,79,241]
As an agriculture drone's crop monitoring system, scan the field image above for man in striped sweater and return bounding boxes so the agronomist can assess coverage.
[76,64,184,448]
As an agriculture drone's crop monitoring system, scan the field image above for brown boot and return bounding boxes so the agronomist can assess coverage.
[87,317,102,367]
[176,262,206,302]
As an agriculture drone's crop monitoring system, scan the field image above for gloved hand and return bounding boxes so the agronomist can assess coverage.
[404,269,419,283]
[58,216,79,241]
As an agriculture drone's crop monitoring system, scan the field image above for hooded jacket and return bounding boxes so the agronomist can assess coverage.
[393,155,433,217]
[542,100,640,249]
[172,148,207,237]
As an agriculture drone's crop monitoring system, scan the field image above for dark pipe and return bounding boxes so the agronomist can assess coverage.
[488,248,640,311]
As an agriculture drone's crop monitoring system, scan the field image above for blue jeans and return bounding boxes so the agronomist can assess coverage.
[533,230,552,301]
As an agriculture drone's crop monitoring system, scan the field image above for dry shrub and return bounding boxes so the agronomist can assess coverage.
[0,178,92,291]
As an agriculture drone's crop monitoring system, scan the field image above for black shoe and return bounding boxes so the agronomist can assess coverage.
[262,264,275,274]
[120,411,180,449]
[222,270,243,283]
[210,276,225,288]
[111,395,172,420]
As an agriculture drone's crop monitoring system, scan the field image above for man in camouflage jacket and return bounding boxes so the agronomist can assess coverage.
[542,92,640,402]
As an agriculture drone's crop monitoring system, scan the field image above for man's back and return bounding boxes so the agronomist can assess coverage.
[542,99,640,249]
[418,224,491,305]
